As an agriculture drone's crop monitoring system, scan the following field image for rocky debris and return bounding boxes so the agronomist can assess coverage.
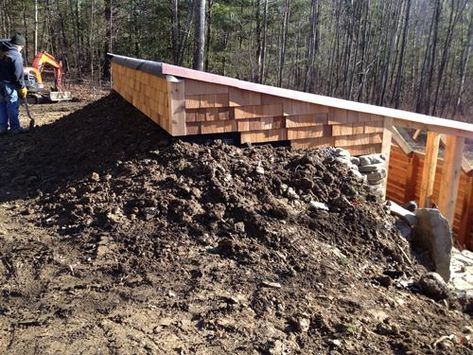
[328,149,388,200]
[450,248,473,314]
[417,272,450,301]
[353,153,387,199]
[414,208,452,282]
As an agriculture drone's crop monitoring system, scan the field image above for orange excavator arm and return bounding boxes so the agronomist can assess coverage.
[31,51,64,91]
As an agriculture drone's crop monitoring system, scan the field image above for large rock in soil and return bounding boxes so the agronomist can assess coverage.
[413,208,452,282]
[417,272,450,301]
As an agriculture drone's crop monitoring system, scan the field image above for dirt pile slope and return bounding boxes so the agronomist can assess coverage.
[0,94,471,354]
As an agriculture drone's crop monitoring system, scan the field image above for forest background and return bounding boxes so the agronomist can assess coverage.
[1,0,472,120]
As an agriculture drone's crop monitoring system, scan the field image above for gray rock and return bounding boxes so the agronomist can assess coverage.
[359,163,384,173]
[359,154,384,166]
[350,157,360,166]
[255,165,265,175]
[90,172,100,182]
[402,200,418,212]
[309,201,329,211]
[335,147,350,158]
[414,209,452,282]
[389,201,417,226]
[367,178,385,186]
[367,185,384,196]
[286,187,299,200]
[418,272,450,301]
[335,157,351,166]
[295,317,311,332]
[367,168,387,181]
[234,222,245,233]
[359,156,371,167]
[262,281,282,289]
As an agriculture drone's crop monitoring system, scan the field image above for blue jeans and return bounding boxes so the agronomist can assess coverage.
[0,83,20,132]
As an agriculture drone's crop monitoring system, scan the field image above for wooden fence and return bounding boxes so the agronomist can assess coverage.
[109,53,473,249]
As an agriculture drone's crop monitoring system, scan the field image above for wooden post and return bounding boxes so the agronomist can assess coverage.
[381,117,393,199]
[438,135,465,224]
[404,152,418,201]
[167,76,186,136]
[458,174,473,248]
[419,131,440,208]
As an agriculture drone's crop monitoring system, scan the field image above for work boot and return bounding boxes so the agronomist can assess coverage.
[10,127,28,135]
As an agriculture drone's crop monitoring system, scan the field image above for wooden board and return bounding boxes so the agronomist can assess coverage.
[438,135,466,224]
[419,132,440,208]
[237,117,284,132]
[290,136,335,149]
[287,125,331,140]
[240,129,287,144]
[234,104,283,120]
[286,113,328,128]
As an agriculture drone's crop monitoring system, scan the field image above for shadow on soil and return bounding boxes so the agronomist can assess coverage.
[0,93,172,202]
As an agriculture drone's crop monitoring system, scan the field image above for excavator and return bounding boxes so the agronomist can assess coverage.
[24,51,72,103]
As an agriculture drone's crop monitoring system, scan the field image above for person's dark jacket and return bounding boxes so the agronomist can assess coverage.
[0,41,25,90]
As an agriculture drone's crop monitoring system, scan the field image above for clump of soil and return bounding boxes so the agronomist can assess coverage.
[0,94,471,354]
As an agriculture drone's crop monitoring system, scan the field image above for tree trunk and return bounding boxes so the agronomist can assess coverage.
[277,0,290,87]
[392,0,411,108]
[304,0,319,92]
[193,0,206,71]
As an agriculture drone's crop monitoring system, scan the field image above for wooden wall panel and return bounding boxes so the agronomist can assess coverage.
[234,104,283,119]
[240,129,287,144]
[184,79,228,95]
[229,87,261,107]
[287,125,331,140]
[113,62,473,248]
[291,136,335,149]
[112,62,173,134]
[342,144,382,156]
[286,113,328,128]
[387,145,473,249]
[237,117,284,132]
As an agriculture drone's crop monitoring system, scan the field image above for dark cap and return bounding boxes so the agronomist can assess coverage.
[10,33,26,46]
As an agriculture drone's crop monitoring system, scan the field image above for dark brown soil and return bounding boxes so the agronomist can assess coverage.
[0,93,471,354]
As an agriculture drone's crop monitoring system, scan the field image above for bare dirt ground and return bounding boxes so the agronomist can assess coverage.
[0,92,472,354]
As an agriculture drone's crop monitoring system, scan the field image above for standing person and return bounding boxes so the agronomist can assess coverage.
[0,33,28,135]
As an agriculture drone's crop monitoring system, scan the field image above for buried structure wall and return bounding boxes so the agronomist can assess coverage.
[109,54,473,249]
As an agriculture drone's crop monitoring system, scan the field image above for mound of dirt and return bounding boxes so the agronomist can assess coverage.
[0,94,471,354]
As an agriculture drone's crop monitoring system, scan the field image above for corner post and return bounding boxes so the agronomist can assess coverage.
[419,131,440,208]
[381,117,393,200]
[438,135,465,224]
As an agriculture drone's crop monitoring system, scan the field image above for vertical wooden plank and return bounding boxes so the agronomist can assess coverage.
[404,152,419,201]
[167,77,186,136]
[438,135,466,224]
[458,174,473,247]
[381,117,393,199]
[418,132,441,208]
